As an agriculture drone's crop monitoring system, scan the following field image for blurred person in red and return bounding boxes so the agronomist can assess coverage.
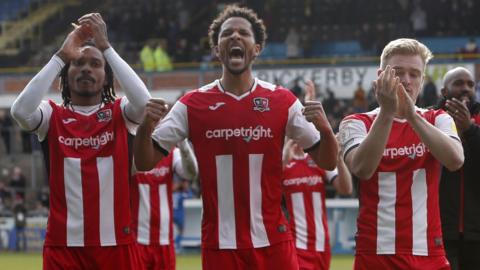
[437,67,480,270]
[11,13,150,270]
[133,4,338,270]
[131,139,198,270]
[339,38,464,270]
[282,81,352,270]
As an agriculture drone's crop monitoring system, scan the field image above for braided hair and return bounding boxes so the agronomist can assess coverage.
[59,42,116,106]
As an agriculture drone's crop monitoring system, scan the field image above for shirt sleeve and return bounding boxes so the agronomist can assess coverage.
[151,101,188,152]
[285,99,320,149]
[325,168,339,183]
[434,113,460,141]
[10,55,63,141]
[120,96,138,135]
[338,117,368,159]
[104,48,150,125]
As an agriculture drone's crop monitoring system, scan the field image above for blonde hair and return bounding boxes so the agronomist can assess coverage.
[380,38,433,69]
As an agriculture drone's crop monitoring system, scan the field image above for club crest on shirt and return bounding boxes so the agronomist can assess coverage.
[253,97,270,112]
[97,109,112,122]
[307,159,317,168]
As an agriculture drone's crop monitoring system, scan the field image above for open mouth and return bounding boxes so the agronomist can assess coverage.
[229,46,244,60]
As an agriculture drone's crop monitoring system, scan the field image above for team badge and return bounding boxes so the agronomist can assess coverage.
[253,97,270,112]
[97,109,112,122]
[307,158,317,168]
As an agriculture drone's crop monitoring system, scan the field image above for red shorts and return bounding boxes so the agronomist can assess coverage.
[354,253,451,270]
[296,248,331,270]
[137,243,176,270]
[202,241,299,270]
[43,244,142,270]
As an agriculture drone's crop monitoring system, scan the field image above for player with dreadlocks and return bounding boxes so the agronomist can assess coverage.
[58,43,116,107]
[11,13,150,270]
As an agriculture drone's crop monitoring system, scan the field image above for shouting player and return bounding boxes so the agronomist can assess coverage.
[133,4,338,270]
[11,13,149,269]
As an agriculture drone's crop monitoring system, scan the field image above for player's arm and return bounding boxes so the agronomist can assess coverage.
[445,98,480,157]
[11,26,88,133]
[341,66,398,180]
[331,134,352,195]
[79,13,151,123]
[282,139,295,168]
[302,80,338,170]
[173,139,199,181]
[331,154,353,196]
[397,79,464,171]
[134,99,169,171]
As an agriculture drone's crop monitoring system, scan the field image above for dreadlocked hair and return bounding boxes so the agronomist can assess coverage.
[59,43,116,106]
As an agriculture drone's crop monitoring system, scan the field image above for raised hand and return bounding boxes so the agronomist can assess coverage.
[141,98,169,132]
[304,80,316,102]
[446,98,473,133]
[374,65,399,117]
[56,25,92,63]
[303,100,331,132]
[396,81,416,120]
[77,13,110,51]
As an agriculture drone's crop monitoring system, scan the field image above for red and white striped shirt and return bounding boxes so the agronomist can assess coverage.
[131,148,184,246]
[152,79,320,249]
[44,99,133,247]
[282,155,337,252]
[339,107,459,256]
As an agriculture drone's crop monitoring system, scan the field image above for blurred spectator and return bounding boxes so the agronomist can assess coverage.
[174,38,191,63]
[359,23,374,52]
[30,200,49,217]
[410,3,428,36]
[37,186,49,209]
[140,42,155,72]
[9,167,26,199]
[352,82,368,113]
[285,27,300,59]
[154,40,173,72]
[172,176,194,251]
[21,131,32,153]
[367,82,378,110]
[290,77,303,98]
[421,75,438,107]
[13,195,27,251]
[300,25,313,58]
[460,37,478,54]
[0,109,12,154]
[0,181,12,212]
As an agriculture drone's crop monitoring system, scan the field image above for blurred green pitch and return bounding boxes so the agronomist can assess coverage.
[0,252,354,270]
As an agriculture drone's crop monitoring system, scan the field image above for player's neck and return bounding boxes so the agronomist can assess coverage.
[220,72,255,96]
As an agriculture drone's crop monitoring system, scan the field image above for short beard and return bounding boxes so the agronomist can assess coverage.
[226,65,248,75]
[73,88,102,98]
